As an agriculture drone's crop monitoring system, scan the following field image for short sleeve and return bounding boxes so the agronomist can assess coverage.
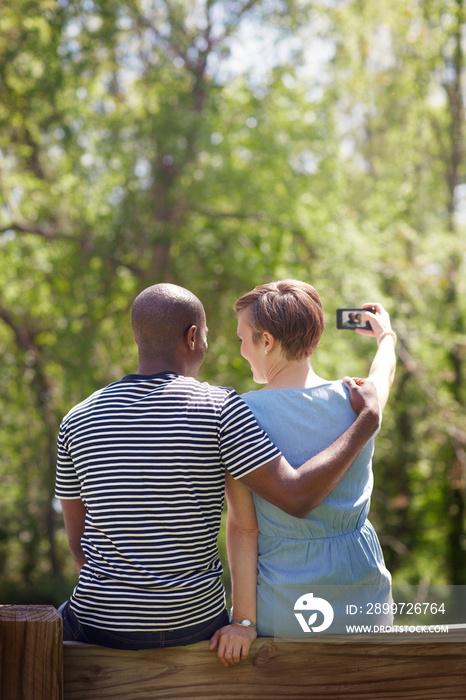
[219,393,281,479]
[55,419,82,499]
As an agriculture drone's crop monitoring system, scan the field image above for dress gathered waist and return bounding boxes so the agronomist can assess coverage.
[258,521,370,542]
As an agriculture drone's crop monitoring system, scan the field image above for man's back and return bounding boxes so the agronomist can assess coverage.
[56,371,279,632]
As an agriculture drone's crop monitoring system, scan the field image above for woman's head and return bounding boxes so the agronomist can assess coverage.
[234,280,325,361]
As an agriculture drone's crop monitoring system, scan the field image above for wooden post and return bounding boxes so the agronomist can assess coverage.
[0,605,63,700]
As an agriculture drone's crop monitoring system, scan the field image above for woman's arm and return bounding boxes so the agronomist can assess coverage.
[210,470,258,666]
[357,302,397,412]
[226,469,258,626]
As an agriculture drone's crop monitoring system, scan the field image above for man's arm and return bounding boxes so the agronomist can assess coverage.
[239,377,380,518]
[60,499,87,572]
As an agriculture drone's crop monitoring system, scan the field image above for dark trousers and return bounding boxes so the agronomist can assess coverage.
[59,600,229,650]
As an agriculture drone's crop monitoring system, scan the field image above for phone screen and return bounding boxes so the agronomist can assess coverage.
[336,308,374,330]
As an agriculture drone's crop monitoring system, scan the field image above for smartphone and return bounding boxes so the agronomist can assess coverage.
[336,307,376,331]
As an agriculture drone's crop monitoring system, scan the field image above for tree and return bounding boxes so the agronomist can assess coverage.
[0,0,465,601]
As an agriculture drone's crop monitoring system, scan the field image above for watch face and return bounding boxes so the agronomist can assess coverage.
[231,618,256,629]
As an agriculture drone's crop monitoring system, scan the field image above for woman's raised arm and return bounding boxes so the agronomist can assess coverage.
[357,302,397,412]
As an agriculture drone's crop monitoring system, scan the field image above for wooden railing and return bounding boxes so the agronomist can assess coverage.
[1,605,466,700]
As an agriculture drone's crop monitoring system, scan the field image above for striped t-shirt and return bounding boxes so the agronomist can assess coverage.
[55,371,280,631]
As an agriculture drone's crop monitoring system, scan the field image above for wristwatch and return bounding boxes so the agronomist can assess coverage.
[231,618,257,631]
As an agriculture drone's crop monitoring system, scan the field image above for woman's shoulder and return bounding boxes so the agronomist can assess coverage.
[241,380,350,406]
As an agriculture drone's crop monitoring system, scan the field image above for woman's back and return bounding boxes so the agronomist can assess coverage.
[242,381,375,538]
[242,381,391,636]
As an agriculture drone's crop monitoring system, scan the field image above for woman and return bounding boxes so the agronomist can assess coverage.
[215,280,396,661]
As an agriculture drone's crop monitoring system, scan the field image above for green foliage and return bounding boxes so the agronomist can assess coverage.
[0,0,465,605]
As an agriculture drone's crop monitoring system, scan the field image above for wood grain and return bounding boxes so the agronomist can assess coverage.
[0,605,63,700]
[3,606,465,700]
[63,627,466,700]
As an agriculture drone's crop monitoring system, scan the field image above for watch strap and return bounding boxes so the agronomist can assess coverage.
[231,618,257,630]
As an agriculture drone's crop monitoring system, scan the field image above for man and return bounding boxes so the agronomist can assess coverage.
[344,312,358,328]
[56,284,379,655]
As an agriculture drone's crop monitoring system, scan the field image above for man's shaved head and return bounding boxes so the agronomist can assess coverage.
[131,284,206,360]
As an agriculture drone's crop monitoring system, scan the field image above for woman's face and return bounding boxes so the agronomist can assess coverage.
[236,309,267,384]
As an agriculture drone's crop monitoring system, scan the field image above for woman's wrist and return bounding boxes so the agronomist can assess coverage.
[377,330,397,346]
[231,618,257,630]
[230,607,256,628]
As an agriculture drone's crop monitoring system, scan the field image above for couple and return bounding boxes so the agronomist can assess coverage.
[56,280,396,665]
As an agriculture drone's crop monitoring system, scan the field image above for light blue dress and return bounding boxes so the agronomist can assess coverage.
[242,381,392,636]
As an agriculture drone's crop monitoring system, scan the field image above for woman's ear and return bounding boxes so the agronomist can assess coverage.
[263,332,276,354]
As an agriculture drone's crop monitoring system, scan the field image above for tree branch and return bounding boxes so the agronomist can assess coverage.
[0,305,40,354]
[0,223,74,240]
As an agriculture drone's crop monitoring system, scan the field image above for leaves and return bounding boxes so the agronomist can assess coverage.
[0,0,465,600]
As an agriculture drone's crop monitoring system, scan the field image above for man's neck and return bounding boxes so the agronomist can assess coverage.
[136,356,199,379]
[136,358,182,376]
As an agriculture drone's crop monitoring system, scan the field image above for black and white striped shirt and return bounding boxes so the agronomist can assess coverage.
[55,372,280,631]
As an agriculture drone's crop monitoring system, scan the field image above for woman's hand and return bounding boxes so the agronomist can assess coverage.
[210,623,257,667]
[356,303,393,340]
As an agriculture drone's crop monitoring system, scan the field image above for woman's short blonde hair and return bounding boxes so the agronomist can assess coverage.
[235,280,325,360]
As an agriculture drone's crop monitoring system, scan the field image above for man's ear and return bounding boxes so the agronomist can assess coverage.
[185,325,197,351]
